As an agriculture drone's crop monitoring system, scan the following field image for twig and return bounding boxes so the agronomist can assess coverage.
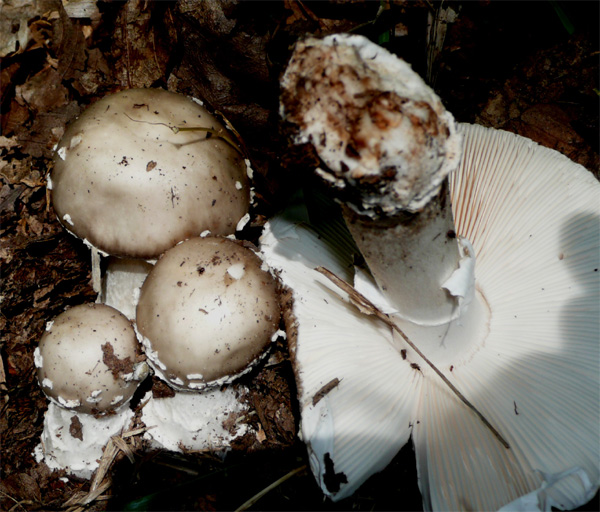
[214,109,251,159]
[63,426,150,511]
[66,479,112,512]
[122,426,152,438]
[347,0,388,34]
[173,126,243,155]
[316,266,511,450]
[151,27,161,76]
[0,490,31,512]
[235,465,308,512]
[122,114,243,155]
[123,9,132,89]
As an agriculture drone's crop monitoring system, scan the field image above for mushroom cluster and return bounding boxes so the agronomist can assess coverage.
[260,34,599,511]
[36,88,282,475]
[48,87,253,306]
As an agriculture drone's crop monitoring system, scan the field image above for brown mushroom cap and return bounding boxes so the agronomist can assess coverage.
[35,303,142,414]
[50,88,250,259]
[136,236,281,389]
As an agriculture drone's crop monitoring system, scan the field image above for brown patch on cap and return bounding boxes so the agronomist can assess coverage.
[102,342,135,380]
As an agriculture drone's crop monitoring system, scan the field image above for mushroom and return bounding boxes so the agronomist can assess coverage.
[134,236,282,453]
[260,34,599,511]
[280,34,464,326]
[34,303,147,477]
[136,236,282,390]
[49,87,252,295]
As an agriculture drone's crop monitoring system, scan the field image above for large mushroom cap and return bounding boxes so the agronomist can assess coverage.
[50,88,250,259]
[136,236,281,390]
[35,303,143,414]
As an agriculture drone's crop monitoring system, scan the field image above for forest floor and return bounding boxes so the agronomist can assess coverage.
[1,1,598,511]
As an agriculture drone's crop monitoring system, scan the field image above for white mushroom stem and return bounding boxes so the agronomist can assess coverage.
[280,34,468,325]
[342,185,462,326]
[91,247,103,300]
[102,257,154,320]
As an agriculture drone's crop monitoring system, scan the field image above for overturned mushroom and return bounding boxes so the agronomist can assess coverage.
[136,236,282,390]
[34,303,147,478]
[280,34,464,326]
[261,34,599,511]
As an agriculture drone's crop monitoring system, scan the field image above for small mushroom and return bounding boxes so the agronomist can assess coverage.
[136,236,282,390]
[35,303,145,414]
[34,303,147,478]
[262,34,600,511]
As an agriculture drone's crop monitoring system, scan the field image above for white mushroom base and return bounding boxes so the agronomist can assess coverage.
[34,403,134,479]
[140,386,250,453]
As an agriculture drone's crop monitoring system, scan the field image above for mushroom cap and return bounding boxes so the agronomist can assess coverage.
[35,303,142,414]
[260,124,600,509]
[50,88,250,259]
[136,236,281,390]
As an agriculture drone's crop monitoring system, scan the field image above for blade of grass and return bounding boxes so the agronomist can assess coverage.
[235,465,308,512]
[121,460,249,511]
[549,0,575,35]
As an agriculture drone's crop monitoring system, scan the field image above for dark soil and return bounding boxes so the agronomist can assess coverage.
[1,1,598,511]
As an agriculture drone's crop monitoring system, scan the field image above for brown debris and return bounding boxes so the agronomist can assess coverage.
[151,377,176,399]
[0,472,42,509]
[312,378,341,406]
[101,342,135,381]
[246,362,297,449]
[69,415,84,441]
